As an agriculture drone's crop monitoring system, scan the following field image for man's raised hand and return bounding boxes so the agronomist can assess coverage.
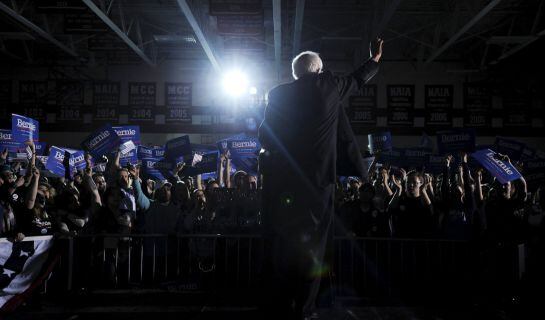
[371,38,383,62]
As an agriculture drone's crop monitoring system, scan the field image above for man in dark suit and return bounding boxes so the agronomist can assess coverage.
[258,39,383,320]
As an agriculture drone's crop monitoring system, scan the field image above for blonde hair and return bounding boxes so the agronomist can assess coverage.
[291,51,323,79]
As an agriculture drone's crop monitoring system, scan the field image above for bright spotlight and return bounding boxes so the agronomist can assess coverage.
[222,70,249,97]
[249,86,258,95]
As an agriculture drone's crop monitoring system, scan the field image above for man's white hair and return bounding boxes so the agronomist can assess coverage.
[291,51,323,80]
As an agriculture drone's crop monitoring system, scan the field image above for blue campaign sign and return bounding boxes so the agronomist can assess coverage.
[137,145,154,159]
[119,150,138,166]
[525,159,545,173]
[232,157,258,175]
[524,159,545,189]
[368,132,392,154]
[217,133,248,154]
[141,157,166,181]
[437,129,476,155]
[11,114,39,142]
[226,136,260,159]
[35,142,47,156]
[201,172,217,181]
[0,129,22,153]
[153,146,165,158]
[403,147,432,169]
[494,137,525,161]
[69,150,86,171]
[81,124,121,159]
[185,151,219,176]
[165,135,191,160]
[378,147,403,167]
[45,147,87,177]
[45,146,68,177]
[471,149,522,184]
[113,126,141,144]
[520,147,536,162]
[69,150,86,172]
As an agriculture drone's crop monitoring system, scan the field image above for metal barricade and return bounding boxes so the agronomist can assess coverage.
[47,234,524,305]
[332,237,473,303]
[56,234,264,293]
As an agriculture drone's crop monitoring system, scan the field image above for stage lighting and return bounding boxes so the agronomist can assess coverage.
[222,70,249,97]
[249,86,258,95]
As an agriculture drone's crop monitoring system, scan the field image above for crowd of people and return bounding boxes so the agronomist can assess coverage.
[336,153,544,245]
[1,138,544,305]
[0,141,262,241]
[0,141,543,247]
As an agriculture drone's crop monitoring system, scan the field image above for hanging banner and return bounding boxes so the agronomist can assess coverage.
[209,0,262,15]
[471,149,522,184]
[64,12,107,33]
[217,14,263,36]
[387,85,414,126]
[165,82,192,122]
[368,131,392,154]
[436,129,476,155]
[349,85,377,125]
[56,81,84,121]
[80,125,121,159]
[11,114,39,142]
[37,0,86,12]
[128,82,156,122]
[463,84,490,127]
[93,81,120,121]
[502,87,531,127]
[0,81,11,120]
[19,81,50,120]
[425,85,452,126]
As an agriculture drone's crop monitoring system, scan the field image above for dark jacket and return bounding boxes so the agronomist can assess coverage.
[259,59,379,189]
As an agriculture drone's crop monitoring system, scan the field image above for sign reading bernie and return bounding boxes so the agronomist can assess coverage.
[437,129,476,155]
[0,129,22,153]
[11,114,39,142]
[45,146,86,177]
[471,149,522,184]
[81,124,121,159]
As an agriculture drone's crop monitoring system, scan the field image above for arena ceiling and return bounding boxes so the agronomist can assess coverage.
[0,0,543,75]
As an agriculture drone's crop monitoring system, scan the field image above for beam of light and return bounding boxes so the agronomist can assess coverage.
[222,69,249,97]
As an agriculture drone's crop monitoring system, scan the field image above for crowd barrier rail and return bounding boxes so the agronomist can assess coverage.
[46,234,525,303]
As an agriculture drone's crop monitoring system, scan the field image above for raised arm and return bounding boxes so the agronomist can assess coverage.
[130,166,150,211]
[476,169,484,202]
[381,168,394,197]
[333,38,382,100]
[441,155,453,203]
[25,166,40,210]
[83,153,102,207]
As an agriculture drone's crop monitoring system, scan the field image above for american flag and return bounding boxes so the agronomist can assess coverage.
[0,236,54,309]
